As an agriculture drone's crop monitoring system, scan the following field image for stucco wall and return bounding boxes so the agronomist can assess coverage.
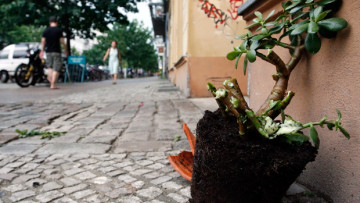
[246,1,360,202]
[188,56,248,97]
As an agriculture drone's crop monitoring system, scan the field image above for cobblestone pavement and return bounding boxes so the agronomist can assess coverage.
[0,77,200,203]
[0,77,328,202]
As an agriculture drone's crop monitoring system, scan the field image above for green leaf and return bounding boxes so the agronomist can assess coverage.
[291,23,309,35]
[269,23,285,35]
[291,12,309,23]
[318,18,348,32]
[308,21,319,33]
[289,19,310,30]
[243,56,248,75]
[246,49,257,63]
[240,40,248,51]
[336,109,342,121]
[285,1,301,11]
[227,51,241,60]
[305,33,321,54]
[317,0,337,6]
[282,1,293,10]
[319,26,337,38]
[16,129,23,134]
[313,6,323,19]
[254,11,263,20]
[253,18,260,23]
[327,123,335,130]
[290,5,306,14]
[338,125,350,139]
[305,0,314,3]
[251,34,267,41]
[250,39,260,50]
[261,28,269,34]
[265,10,275,22]
[315,12,328,22]
[309,124,320,149]
[281,133,309,145]
[246,22,260,29]
[264,22,277,27]
[235,54,241,70]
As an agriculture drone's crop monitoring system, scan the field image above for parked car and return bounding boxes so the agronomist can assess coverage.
[0,43,39,83]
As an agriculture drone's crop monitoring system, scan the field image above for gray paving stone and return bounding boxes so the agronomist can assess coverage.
[0,167,14,174]
[12,174,40,184]
[130,169,152,176]
[105,188,132,198]
[80,135,118,144]
[4,184,27,192]
[144,171,164,179]
[113,141,172,152]
[35,143,111,154]
[25,178,47,188]
[85,195,103,202]
[132,180,145,189]
[150,176,172,185]
[0,173,17,181]
[41,181,63,192]
[53,197,77,203]
[60,177,81,187]
[107,170,126,177]
[0,144,39,155]
[118,174,137,183]
[167,193,188,203]
[64,168,85,176]
[35,191,65,203]
[137,186,162,199]
[147,162,166,170]
[162,181,183,190]
[61,183,88,194]
[73,171,96,180]
[9,190,36,202]
[90,176,111,185]
[179,187,191,198]
[72,189,95,200]
[117,196,143,203]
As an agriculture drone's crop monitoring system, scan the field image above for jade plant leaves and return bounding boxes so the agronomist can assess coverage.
[227,51,241,60]
[308,21,319,33]
[318,18,348,32]
[309,124,320,149]
[305,33,321,54]
[246,49,257,63]
[291,23,309,35]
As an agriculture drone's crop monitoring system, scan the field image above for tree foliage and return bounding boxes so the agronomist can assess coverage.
[83,21,158,72]
[0,0,140,52]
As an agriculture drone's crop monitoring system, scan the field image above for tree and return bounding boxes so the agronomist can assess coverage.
[0,0,140,53]
[7,25,45,44]
[83,21,158,73]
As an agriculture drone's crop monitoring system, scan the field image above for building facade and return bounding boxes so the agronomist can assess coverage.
[167,0,248,97]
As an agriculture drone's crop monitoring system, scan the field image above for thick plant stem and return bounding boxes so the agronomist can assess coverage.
[245,109,268,137]
[256,76,289,116]
[223,78,249,112]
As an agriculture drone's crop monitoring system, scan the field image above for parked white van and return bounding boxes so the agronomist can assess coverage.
[0,43,40,83]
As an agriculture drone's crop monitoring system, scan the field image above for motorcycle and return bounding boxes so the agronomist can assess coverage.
[14,48,46,87]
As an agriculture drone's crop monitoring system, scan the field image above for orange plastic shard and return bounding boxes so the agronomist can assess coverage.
[167,123,196,181]
[183,123,196,155]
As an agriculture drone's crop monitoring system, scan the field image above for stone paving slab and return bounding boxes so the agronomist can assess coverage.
[35,143,111,154]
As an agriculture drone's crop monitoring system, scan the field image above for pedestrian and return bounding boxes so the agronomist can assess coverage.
[40,16,67,89]
[103,40,122,84]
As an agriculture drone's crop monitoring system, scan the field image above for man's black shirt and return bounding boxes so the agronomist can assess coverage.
[42,27,63,53]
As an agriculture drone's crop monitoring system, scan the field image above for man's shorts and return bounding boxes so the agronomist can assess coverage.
[46,52,62,72]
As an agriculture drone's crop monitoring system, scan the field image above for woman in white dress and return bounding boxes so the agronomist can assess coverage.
[103,40,122,84]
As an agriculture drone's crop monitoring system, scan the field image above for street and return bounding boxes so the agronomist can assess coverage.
[0,77,215,202]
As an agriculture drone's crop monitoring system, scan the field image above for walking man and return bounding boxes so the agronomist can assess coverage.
[40,16,67,89]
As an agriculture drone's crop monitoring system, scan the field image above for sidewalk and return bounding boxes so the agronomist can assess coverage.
[0,77,327,202]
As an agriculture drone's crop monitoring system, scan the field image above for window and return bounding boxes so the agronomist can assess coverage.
[0,50,9,59]
[13,49,28,59]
